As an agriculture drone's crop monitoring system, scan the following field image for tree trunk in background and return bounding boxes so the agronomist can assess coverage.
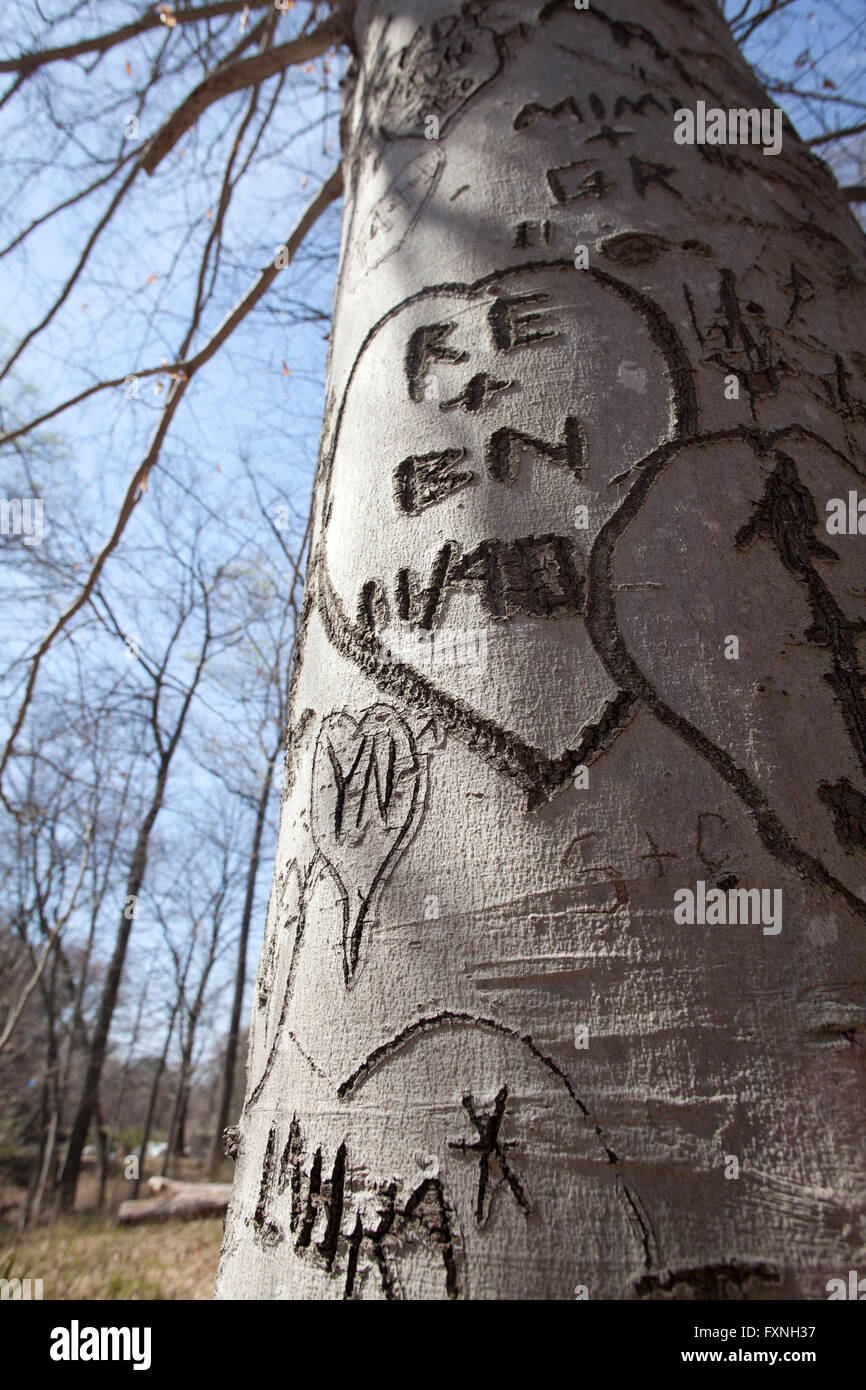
[58,634,210,1211]
[26,980,58,1227]
[58,810,162,1209]
[134,1013,178,1198]
[166,1008,202,1168]
[167,1091,187,1164]
[94,1104,109,1209]
[208,746,279,1177]
[20,1078,50,1231]
[30,1108,58,1226]
[217,0,866,1300]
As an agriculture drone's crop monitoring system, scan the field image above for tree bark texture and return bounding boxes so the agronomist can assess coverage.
[216,0,866,1300]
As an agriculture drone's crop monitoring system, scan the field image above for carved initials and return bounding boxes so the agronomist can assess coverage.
[404,322,469,402]
[394,448,474,514]
[486,416,586,484]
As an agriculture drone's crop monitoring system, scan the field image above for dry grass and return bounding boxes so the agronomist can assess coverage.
[0,1212,224,1300]
[0,1164,228,1300]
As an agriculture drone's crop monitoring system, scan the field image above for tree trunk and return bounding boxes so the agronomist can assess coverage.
[208,745,279,1177]
[216,0,866,1300]
[26,982,59,1227]
[164,1031,195,1170]
[58,813,160,1209]
[58,627,211,1211]
[20,1078,50,1231]
[133,1011,178,1198]
[30,1107,58,1226]
[94,1104,110,1209]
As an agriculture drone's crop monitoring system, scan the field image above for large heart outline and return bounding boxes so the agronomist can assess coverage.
[315,258,696,809]
[313,262,866,925]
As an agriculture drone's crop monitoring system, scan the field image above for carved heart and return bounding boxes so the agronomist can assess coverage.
[317,261,691,809]
[311,704,424,982]
[603,428,866,919]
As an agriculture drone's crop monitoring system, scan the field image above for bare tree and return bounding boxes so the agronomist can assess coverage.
[161,836,237,1168]
[208,474,309,1176]
[214,0,866,1300]
[58,547,240,1209]
[1,0,865,1299]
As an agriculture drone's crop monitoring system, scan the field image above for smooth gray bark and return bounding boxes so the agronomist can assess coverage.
[217,0,866,1300]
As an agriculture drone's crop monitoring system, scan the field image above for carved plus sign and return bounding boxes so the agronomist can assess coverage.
[448,1084,530,1225]
[640,831,678,878]
[585,124,633,147]
[440,371,512,414]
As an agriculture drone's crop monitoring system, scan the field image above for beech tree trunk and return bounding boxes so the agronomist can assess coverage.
[216,0,866,1300]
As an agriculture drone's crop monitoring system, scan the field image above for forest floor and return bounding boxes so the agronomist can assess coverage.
[0,1164,228,1299]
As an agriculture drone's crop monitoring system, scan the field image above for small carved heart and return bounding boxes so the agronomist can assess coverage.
[311,704,425,983]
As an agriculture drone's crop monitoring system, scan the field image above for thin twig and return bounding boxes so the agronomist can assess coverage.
[0,824,92,1053]
[806,121,866,146]
[0,1,274,75]
[141,12,346,174]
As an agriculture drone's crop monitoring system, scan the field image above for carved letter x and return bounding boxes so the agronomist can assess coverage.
[448,1084,530,1225]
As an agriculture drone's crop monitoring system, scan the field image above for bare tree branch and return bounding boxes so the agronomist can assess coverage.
[0,365,171,448]
[0,1,275,75]
[0,148,138,260]
[183,161,342,368]
[0,163,140,383]
[0,822,91,1053]
[806,121,866,146]
[0,163,342,800]
[767,88,866,110]
[141,10,347,174]
[733,0,796,44]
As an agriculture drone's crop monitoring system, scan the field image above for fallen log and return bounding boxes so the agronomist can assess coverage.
[144,1175,194,1197]
[118,1179,231,1225]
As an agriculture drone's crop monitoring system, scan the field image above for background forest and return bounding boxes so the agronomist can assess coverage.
[0,0,863,1297]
